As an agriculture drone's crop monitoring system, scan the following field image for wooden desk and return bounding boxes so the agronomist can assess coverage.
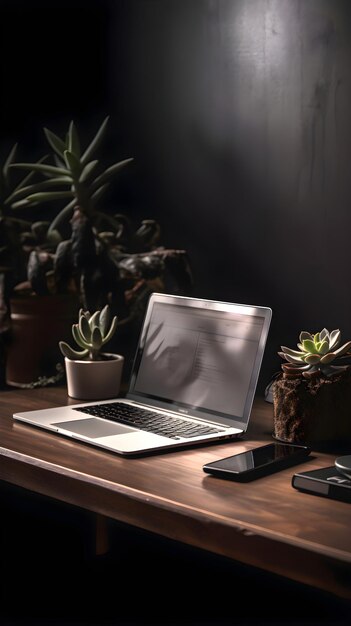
[0,386,350,600]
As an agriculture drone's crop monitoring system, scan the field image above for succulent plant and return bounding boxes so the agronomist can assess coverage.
[5,117,134,300]
[279,328,351,378]
[59,304,118,361]
[1,143,36,266]
[9,116,133,234]
[0,144,58,307]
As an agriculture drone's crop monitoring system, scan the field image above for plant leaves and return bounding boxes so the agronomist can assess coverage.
[92,326,103,351]
[48,198,76,232]
[12,198,33,209]
[329,329,341,350]
[91,183,109,204]
[72,324,89,349]
[79,160,99,183]
[278,352,304,364]
[88,310,101,329]
[44,128,67,158]
[68,120,80,157]
[63,150,81,178]
[90,158,134,191]
[79,314,91,343]
[59,341,89,360]
[5,176,72,204]
[320,352,335,364]
[80,115,110,165]
[9,155,49,196]
[10,162,69,176]
[317,340,329,355]
[304,354,321,364]
[25,191,73,204]
[299,331,313,342]
[333,341,351,358]
[99,304,110,337]
[102,315,118,345]
[3,142,18,182]
[302,339,316,354]
[280,346,305,358]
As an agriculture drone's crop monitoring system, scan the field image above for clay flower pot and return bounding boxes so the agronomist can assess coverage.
[6,294,78,387]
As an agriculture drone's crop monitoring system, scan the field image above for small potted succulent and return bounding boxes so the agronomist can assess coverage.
[59,304,124,400]
[273,328,351,446]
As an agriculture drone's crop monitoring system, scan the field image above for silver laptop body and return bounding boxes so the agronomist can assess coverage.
[13,293,272,456]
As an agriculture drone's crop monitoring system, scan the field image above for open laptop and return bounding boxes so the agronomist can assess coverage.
[13,293,272,456]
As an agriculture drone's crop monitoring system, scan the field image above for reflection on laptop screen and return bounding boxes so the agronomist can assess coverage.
[131,302,265,424]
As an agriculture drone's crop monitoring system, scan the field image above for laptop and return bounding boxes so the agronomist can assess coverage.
[13,293,272,456]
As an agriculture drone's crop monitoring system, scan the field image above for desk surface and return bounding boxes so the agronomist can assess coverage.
[0,386,350,600]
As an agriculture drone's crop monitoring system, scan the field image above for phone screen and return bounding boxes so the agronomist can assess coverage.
[205,443,309,474]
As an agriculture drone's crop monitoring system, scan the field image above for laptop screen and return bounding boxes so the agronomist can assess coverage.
[128,295,271,428]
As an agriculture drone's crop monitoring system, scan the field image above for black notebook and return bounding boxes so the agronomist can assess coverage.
[292,466,351,503]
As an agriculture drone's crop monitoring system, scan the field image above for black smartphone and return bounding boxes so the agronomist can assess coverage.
[203,442,312,482]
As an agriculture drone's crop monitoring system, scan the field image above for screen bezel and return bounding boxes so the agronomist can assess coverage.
[126,293,272,429]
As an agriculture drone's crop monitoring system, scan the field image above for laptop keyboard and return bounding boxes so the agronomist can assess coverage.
[74,402,225,440]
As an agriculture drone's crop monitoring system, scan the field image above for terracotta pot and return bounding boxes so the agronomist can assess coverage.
[64,353,124,400]
[273,368,351,446]
[6,294,79,387]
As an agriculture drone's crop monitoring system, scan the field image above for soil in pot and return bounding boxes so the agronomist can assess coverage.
[273,368,351,447]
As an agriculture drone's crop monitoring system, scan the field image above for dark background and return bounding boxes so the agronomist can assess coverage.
[2,0,351,385]
[2,2,351,623]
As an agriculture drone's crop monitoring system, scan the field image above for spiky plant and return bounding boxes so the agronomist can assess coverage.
[59,304,118,361]
[279,329,351,378]
[0,145,57,294]
[0,142,35,233]
[9,116,133,235]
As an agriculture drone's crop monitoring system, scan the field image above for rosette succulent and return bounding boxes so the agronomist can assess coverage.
[279,328,351,378]
[59,304,117,361]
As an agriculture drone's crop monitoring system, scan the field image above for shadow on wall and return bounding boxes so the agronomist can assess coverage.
[109,0,351,387]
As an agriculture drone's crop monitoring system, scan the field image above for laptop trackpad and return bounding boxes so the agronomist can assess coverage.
[52,418,132,439]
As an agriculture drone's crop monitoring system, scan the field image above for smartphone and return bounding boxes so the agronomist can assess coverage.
[203,442,311,482]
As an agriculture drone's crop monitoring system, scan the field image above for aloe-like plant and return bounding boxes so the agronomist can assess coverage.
[9,116,133,234]
[0,144,59,305]
[59,304,118,361]
[1,143,37,260]
[6,117,134,301]
[279,328,351,378]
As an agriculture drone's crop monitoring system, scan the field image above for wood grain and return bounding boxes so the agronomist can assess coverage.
[0,386,350,599]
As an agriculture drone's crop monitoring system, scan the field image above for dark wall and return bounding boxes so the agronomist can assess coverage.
[2,0,351,385]
[109,0,351,383]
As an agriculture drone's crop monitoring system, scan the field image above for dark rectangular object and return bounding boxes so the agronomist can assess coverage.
[203,443,311,482]
[292,466,351,503]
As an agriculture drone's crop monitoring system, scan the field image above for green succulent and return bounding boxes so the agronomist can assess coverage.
[9,116,133,234]
[0,142,41,225]
[0,144,54,288]
[59,305,118,361]
[279,328,351,378]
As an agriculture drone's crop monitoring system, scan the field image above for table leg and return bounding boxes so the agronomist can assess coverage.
[95,514,110,556]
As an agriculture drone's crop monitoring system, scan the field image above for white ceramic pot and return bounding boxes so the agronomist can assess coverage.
[64,353,124,400]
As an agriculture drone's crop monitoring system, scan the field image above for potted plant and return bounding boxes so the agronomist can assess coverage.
[4,116,192,387]
[0,143,48,325]
[273,328,351,446]
[9,116,134,302]
[0,144,74,388]
[59,304,124,400]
